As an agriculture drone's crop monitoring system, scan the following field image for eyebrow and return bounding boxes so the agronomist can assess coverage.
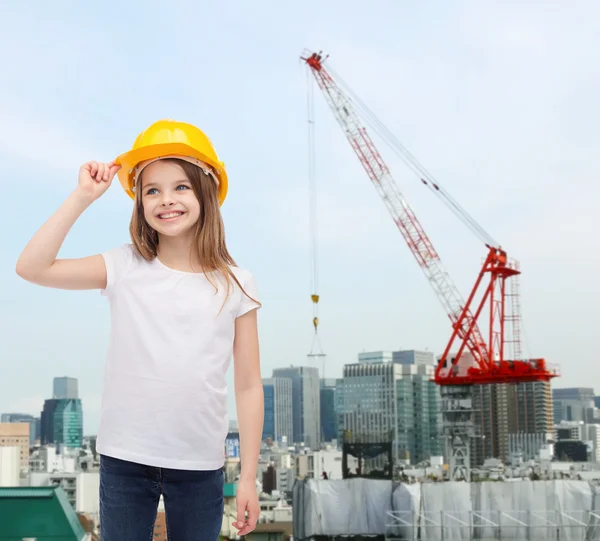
[142,179,191,189]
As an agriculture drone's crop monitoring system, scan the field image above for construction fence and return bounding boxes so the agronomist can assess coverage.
[293,478,600,540]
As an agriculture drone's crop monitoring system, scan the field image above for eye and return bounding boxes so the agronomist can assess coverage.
[146,188,158,195]
[176,184,190,191]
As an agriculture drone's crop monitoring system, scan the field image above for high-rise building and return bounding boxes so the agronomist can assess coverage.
[0,414,41,446]
[358,351,393,364]
[262,377,293,444]
[272,367,320,449]
[340,355,441,465]
[53,377,78,400]
[553,387,597,424]
[54,399,83,448]
[511,381,553,435]
[472,381,553,466]
[320,379,337,443]
[335,378,345,443]
[41,398,83,448]
[41,399,59,445]
[393,350,435,366]
[553,388,595,401]
[358,350,435,366]
[0,422,30,471]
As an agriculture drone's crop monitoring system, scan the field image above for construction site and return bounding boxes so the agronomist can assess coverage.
[302,49,559,479]
[292,50,573,541]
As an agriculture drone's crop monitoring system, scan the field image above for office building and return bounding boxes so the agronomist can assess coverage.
[393,350,435,366]
[335,378,345,443]
[358,351,393,364]
[41,398,83,448]
[262,377,293,444]
[320,379,337,443]
[553,387,598,424]
[358,349,435,366]
[0,422,30,471]
[553,388,595,402]
[53,377,79,400]
[0,414,40,446]
[472,380,553,466]
[272,367,320,449]
[340,356,441,464]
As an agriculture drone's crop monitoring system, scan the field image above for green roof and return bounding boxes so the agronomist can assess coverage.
[224,482,237,498]
[0,486,86,541]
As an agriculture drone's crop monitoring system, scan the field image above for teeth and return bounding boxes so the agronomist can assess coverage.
[159,212,183,219]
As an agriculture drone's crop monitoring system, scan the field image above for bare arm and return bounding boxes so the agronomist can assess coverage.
[233,308,263,536]
[16,161,120,290]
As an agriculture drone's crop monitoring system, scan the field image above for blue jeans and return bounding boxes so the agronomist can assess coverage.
[99,454,224,541]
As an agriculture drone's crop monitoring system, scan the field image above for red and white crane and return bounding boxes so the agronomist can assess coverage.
[302,50,558,388]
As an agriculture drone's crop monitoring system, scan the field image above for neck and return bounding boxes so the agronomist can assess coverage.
[156,232,203,272]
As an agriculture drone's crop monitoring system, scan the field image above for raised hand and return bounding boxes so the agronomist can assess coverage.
[77,160,121,202]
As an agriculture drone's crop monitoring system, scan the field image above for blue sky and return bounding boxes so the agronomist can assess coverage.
[2,1,598,435]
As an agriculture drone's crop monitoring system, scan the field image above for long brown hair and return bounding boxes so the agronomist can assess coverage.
[129,158,259,308]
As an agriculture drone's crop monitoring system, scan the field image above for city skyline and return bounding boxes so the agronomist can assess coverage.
[4,361,599,438]
[2,2,598,435]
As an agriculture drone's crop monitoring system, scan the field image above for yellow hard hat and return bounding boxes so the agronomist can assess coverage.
[115,119,228,205]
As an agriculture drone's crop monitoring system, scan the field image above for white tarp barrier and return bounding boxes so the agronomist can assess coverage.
[390,483,421,540]
[419,481,472,541]
[293,478,393,538]
[293,478,600,540]
[589,484,600,538]
[471,480,593,541]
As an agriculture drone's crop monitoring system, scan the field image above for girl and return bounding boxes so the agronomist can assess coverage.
[16,119,264,541]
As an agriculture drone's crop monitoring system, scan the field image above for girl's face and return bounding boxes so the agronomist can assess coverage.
[140,160,201,238]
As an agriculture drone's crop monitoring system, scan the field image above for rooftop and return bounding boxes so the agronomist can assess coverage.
[0,486,86,541]
[0,423,30,437]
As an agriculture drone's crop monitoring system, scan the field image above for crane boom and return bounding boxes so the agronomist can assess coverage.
[303,51,490,376]
[303,51,557,386]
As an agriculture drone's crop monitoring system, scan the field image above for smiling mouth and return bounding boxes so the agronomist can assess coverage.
[157,211,185,221]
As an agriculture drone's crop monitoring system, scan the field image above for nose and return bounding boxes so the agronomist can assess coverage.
[159,194,176,207]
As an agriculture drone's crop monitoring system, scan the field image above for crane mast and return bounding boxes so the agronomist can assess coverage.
[302,51,557,387]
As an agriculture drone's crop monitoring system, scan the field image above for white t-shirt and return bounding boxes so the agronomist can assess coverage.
[96,243,260,470]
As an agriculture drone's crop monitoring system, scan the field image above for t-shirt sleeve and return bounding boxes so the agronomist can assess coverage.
[101,244,135,296]
[236,272,261,318]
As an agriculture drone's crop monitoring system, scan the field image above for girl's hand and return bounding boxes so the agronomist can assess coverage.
[76,160,121,202]
[234,478,259,536]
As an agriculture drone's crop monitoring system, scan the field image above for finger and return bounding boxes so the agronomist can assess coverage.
[90,161,99,179]
[108,164,121,179]
[94,162,104,182]
[246,506,258,531]
[239,521,255,536]
[238,524,251,535]
[236,503,246,528]
[237,511,256,535]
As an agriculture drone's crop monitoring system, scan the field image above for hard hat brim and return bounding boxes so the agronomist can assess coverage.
[115,142,228,205]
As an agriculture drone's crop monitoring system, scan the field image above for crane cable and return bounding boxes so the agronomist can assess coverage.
[307,66,324,359]
[326,63,499,249]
